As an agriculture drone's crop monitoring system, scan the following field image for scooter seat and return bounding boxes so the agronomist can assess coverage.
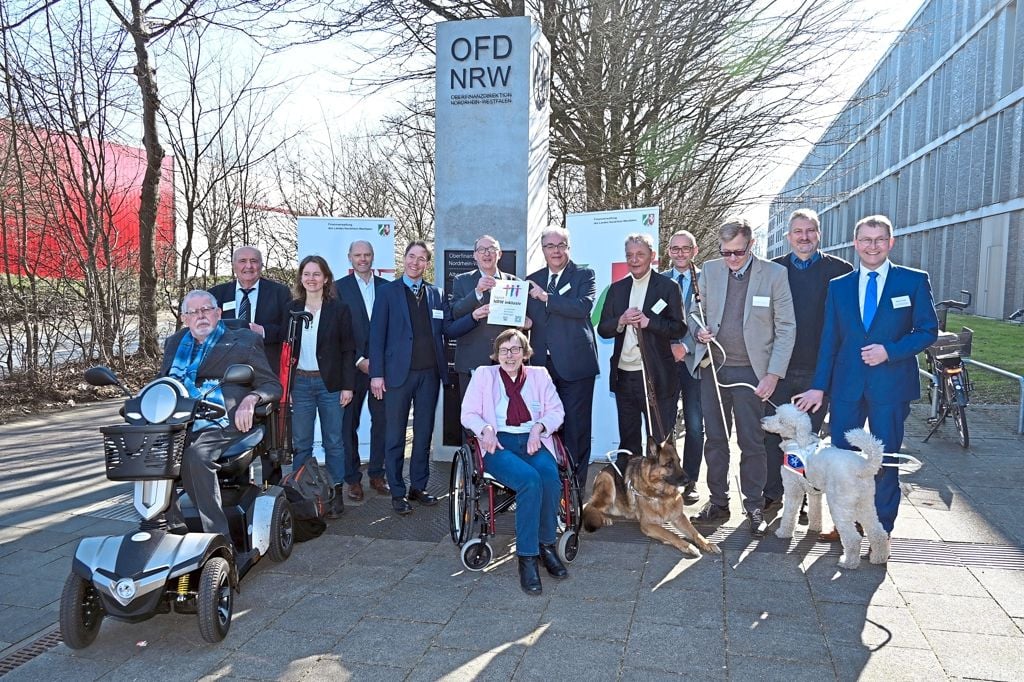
[217,426,265,476]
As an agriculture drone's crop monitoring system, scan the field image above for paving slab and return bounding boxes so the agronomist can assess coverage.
[904,592,1020,636]
[332,616,442,668]
[624,620,725,675]
[828,643,947,682]
[922,629,1024,680]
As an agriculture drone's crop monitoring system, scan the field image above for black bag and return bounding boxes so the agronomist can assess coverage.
[281,458,334,542]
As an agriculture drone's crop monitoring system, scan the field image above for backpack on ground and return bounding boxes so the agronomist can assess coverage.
[280,458,334,542]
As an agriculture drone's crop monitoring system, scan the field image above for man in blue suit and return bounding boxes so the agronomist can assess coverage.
[334,240,389,501]
[796,215,937,535]
[369,241,475,515]
[526,226,600,492]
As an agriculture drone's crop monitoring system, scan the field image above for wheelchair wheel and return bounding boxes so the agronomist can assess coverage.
[557,529,580,564]
[558,476,583,534]
[460,538,493,571]
[449,445,476,545]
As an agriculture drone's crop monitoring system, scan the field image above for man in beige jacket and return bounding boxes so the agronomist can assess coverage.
[689,218,796,536]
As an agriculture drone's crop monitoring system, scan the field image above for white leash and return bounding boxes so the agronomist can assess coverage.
[880,453,923,474]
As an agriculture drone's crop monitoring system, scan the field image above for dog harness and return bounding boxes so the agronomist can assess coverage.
[782,440,822,491]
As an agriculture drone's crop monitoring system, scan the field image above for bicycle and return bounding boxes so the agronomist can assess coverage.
[923,290,973,448]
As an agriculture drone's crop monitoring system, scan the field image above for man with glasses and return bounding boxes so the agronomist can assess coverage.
[369,241,475,515]
[450,235,520,399]
[662,230,704,505]
[795,215,937,537]
[597,233,686,473]
[690,218,795,537]
[526,226,600,492]
[762,209,852,524]
[208,246,292,373]
[160,290,282,537]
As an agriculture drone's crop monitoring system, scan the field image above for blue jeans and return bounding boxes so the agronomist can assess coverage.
[675,363,704,483]
[484,432,561,556]
[291,373,345,484]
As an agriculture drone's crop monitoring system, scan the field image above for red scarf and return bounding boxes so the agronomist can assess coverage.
[499,367,531,426]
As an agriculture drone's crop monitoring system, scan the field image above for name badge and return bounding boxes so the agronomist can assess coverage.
[432,309,444,320]
[752,296,770,308]
[891,295,911,309]
[651,299,667,314]
[558,283,571,295]
[222,301,236,312]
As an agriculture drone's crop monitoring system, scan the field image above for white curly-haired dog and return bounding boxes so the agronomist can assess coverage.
[761,403,890,569]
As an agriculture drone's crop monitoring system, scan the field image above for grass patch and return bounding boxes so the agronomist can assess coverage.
[921,312,1024,404]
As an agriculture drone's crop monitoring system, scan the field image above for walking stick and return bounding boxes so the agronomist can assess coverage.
[689,262,731,436]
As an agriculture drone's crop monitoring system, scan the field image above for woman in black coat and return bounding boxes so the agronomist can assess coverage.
[287,255,355,517]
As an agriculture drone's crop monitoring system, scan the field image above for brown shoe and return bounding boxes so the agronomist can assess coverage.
[347,482,364,502]
[369,477,390,495]
[817,527,840,542]
[818,523,864,542]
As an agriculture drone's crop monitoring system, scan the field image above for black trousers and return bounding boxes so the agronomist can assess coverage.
[342,370,387,484]
[546,357,596,493]
[614,369,675,471]
[181,428,237,537]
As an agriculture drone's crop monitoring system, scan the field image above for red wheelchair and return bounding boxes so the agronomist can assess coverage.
[448,432,582,571]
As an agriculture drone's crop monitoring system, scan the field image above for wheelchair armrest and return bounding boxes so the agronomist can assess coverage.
[254,402,276,418]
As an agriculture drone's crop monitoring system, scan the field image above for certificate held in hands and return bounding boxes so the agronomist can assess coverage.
[487,280,529,327]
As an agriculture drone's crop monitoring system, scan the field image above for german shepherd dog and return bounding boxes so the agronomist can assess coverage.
[582,439,721,557]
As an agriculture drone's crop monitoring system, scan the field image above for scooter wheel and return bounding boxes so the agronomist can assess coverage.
[268,495,295,562]
[59,572,104,649]
[197,557,232,643]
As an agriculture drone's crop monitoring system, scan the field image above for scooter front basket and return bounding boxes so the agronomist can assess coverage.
[100,423,188,481]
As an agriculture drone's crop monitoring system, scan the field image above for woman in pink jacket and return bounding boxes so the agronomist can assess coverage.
[461,328,567,595]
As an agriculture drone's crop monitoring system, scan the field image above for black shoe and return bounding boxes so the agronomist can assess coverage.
[799,499,809,525]
[690,501,730,525]
[538,544,568,579]
[327,485,345,519]
[391,497,413,515]
[748,508,768,537]
[682,482,700,505]
[764,496,782,513]
[517,556,542,595]
[408,489,438,506]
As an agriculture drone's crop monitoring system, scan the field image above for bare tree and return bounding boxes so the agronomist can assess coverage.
[288,0,862,247]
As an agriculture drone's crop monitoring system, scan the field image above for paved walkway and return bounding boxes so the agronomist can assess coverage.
[0,400,1022,680]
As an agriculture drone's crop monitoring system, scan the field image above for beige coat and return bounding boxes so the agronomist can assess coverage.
[694,254,796,380]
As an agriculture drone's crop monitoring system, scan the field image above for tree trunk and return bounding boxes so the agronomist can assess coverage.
[127,0,161,358]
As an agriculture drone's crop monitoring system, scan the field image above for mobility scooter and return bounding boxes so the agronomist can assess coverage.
[59,364,294,648]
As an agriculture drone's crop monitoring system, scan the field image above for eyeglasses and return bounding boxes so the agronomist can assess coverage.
[474,246,499,255]
[668,245,694,255]
[182,306,216,317]
[542,242,569,252]
[856,237,890,248]
[497,346,523,356]
[719,245,750,258]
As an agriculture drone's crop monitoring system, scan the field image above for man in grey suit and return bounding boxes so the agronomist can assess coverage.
[160,290,282,537]
[662,229,703,505]
[690,218,795,537]
[449,235,517,398]
[334,240,390,501]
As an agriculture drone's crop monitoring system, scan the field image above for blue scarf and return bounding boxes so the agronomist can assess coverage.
[169,322,228,430]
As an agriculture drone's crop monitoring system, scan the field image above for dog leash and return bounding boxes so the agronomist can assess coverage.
[879,454,923,474]
[604,449,662,502]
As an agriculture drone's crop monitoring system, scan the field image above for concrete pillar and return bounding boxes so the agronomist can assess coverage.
[433,16,551,459]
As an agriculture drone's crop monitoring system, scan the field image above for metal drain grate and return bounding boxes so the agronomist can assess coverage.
[0,626,61,677]
[77,492,137,522]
